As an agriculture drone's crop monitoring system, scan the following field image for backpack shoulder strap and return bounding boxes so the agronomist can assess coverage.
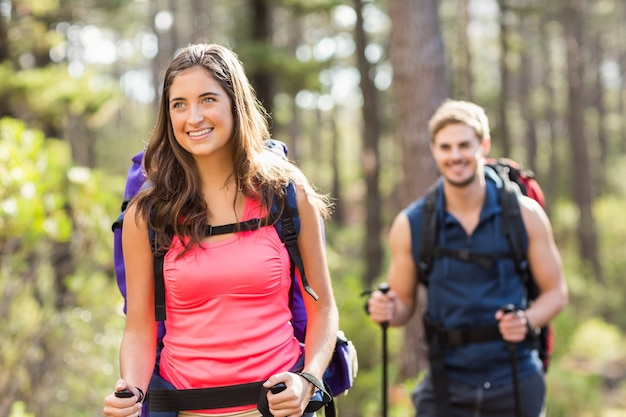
[152,181,320,322]
[151,226,168,321]
[493,166,530,282]
[417,184,440,287]
[274,182,319,301]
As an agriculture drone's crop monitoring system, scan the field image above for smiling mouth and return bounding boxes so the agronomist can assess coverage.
[188,128,213,137]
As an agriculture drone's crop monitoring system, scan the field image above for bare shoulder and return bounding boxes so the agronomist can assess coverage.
[123,200,147,229]
[292,178,331,219]
[518,194,553,239]
[389,211,411,250]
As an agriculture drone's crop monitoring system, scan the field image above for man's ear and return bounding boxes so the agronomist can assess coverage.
[481,136,491,156]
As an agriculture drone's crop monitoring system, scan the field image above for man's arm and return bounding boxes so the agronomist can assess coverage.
[368,212,420,327]
[519,196,568,329]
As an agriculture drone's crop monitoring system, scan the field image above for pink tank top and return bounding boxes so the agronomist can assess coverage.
[159,197,301,413]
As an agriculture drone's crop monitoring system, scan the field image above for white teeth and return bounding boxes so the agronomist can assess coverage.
[189,128,212,137]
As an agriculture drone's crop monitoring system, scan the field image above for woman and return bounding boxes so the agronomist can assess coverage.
[103,43,338,417]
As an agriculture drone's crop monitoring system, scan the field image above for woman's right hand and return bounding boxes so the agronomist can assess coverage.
[103,379,143,417]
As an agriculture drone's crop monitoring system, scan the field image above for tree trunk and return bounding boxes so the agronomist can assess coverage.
[65,113,94,167]
[620,1,626,153]
[561,0,603,283]
[519,15,538,172]
[458,0,474,101]
[0,6,8,62]
[150,0,177,112]
[539,13,559,215]
[249,0,275,116]
[353,0,383,287]
[330,112,345,225]
[590,33,608,182]
[388,0,448,381]
[190,0,213,43]
[496,0,512,156]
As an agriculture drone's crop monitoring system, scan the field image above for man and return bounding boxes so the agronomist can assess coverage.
[368,99,567,417]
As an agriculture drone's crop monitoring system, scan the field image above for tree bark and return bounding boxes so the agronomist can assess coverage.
[330,112,345,225]
[496,0,512,156]
[353,0,383,287]
[388,0,448,381]
[539,12,559,215]
[590,33,608,178]
[519,15,538,173]
[249,0,275,116]
[458,0,474,101]
[561,0,603,283]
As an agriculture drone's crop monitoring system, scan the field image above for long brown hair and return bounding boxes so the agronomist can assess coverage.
[133,43,330,253]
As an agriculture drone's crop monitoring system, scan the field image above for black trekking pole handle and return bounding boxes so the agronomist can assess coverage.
[501,305,522,417]
[378,283,390,417]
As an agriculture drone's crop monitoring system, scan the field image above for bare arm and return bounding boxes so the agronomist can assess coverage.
[295,183,339,377]
[368,212,419,327]
[264,184,339,416]
[497,196,568,342]
[520,196,568,328]
[104,202,158,416]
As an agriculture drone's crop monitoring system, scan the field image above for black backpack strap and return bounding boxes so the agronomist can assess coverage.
[149,382,264,411]
[496,172,530,284]
[417,184,439,287]
[422,315,454,416]
[278,182,318,300]
[432,247,514,269]
[150,227,168,322]
[205,217,264,236]
[151,215,278,322]
[416,184,454,416]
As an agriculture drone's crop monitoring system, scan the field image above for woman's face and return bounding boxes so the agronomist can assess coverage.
[168,65,234,161]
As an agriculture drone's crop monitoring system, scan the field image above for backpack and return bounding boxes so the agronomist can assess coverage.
[417,158,552,372]
[111,141,356,416]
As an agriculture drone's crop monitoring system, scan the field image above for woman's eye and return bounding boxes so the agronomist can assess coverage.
[171,101,184,109]
[202,96,215,103]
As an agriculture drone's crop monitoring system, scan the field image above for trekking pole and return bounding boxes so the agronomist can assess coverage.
[361,283,392,417]
[502,305,522,417]
[378,283,390,417]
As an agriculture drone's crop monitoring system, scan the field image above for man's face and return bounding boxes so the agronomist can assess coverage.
[430,123,490,188]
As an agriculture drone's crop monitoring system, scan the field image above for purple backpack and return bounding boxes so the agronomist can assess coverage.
[112,143,357,416]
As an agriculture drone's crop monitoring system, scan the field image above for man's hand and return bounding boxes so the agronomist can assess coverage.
[495,307,530,343]
[367,288,397,325]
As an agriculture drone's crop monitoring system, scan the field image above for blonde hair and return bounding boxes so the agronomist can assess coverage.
[428,99,490,142]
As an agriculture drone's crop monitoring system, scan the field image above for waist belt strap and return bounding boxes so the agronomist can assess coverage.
[427,336,454,416]
[423,317,503,416]
[427,325,502,349]
[149,381,264,411]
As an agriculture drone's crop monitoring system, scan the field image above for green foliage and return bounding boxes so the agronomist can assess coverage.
[9,401,34,417]
[0,117,125,416]
[546,195,626,415]
[326,221,417,416]
[0,117,72,243]
[545,365,604,417]
[0,63,122,138]
[567,317,625,370]
[238,43,329,94]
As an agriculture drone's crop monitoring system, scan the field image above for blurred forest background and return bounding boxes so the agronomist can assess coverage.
[1,0,626,416]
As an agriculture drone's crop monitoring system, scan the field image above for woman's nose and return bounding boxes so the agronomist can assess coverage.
[188,104,203,124]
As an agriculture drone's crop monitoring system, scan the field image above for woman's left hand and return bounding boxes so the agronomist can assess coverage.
[263,372,313,417]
